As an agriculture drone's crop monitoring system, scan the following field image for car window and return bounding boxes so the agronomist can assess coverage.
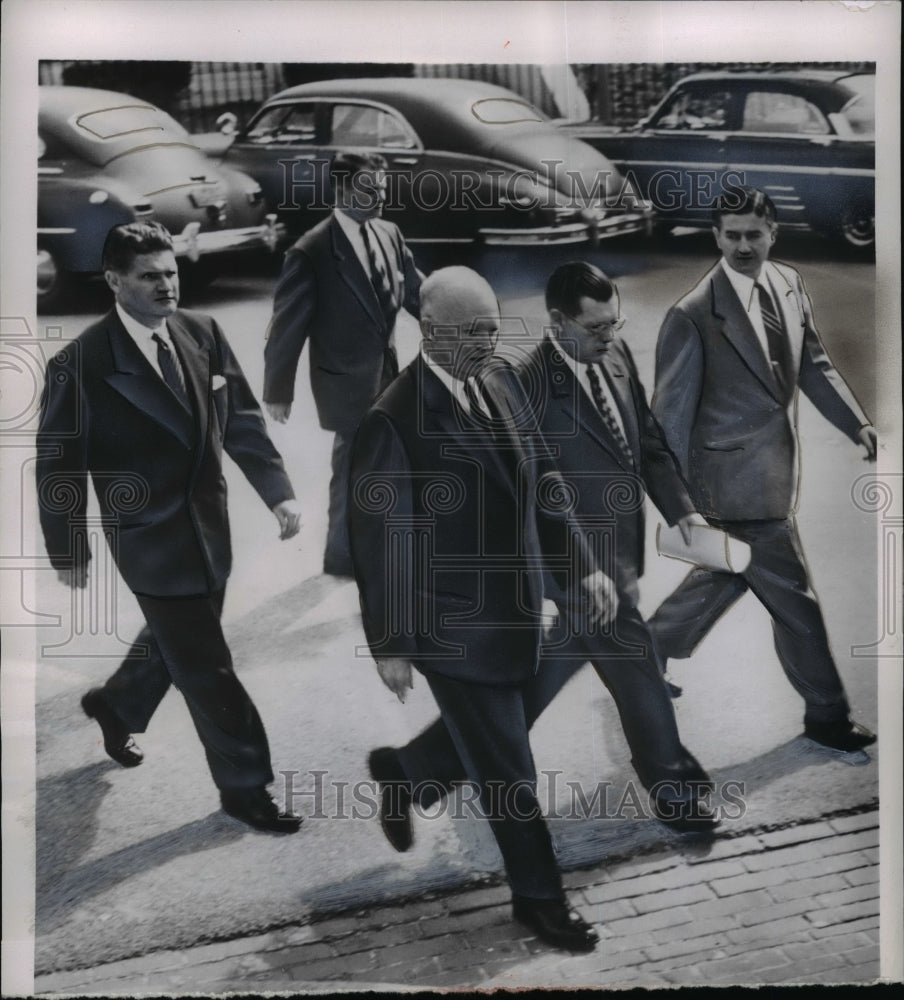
[653,88,732,130]
[245,104,317,144]
[835,75,875,137]
[741,91,830,135]
[74,104,189,142]
[329,104,416,150]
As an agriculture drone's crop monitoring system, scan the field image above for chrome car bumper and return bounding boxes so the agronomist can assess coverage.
[479,207,654,246]
[171,214,284,260]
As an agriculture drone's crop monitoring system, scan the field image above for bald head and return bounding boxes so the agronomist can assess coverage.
[420,267,500,379]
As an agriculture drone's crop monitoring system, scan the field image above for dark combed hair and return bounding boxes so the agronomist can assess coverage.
[545,261,617,316]
[329,151,388,187]
[102,222,174,273]
[712,185,778,226]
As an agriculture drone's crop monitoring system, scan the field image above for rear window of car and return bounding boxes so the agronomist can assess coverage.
[741,91,830,134]
[329,103,417,149]
[74,104,188,143]
[835,75,875,137]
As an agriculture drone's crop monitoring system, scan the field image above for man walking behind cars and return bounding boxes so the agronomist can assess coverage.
[37,222,303,834]
[648,186,877,753]
[263,151,422,577]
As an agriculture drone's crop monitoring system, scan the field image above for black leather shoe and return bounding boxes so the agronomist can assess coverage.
[512,895,598,952]
[220,787,302,834]
[653,795,720,834]
[368,746,413,852]
[663,674,683,699]
[81,689,143,767]
[805,719,877,753]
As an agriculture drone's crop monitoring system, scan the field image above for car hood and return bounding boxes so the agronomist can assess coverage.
[483,129,626,199]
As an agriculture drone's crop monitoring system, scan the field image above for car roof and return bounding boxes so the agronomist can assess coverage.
[259,77,553,152]
[39,85,166,119]
[673,68,873,86]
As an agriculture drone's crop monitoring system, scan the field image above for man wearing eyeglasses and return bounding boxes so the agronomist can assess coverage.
[366,262,718,875]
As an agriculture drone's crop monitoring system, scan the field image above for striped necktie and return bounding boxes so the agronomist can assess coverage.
[586,363,633,466]
[152,333,190,410]
[360,222,397,324]
[756,281,790,396]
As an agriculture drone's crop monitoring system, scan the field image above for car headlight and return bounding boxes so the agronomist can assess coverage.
[88,190,109,204]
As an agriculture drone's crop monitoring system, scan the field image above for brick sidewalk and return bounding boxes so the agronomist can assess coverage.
[33,809,880,994]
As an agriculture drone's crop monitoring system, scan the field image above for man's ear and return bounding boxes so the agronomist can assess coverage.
[104,269,120,295]
[548,308,565,329]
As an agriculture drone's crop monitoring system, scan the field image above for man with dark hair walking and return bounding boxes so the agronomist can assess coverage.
[649,186,877,753]
[263,151,423,576]
[37,221,302,833]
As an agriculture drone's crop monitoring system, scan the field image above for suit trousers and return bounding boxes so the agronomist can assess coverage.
[421,671,564,901]
[325,430,355,573]
[99,589,274,789]
[396,605,709,819]
[648,517,850,725]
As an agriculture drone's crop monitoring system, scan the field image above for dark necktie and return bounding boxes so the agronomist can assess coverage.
[152,332,190,409]
[586,363,633,466]
[360,222,397,324]
[756,281,790,396]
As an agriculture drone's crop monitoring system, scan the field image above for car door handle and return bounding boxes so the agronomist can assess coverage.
[391,157,419,165]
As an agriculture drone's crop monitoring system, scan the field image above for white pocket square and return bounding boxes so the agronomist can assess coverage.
[212,374,227,391]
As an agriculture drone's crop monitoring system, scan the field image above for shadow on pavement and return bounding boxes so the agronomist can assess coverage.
[37,808,244,932]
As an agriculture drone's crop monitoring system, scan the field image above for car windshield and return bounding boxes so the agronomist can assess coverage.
[835,75,875,137]
[71,103,194,160]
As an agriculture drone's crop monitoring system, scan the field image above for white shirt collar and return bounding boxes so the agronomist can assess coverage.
[720,258,778,311]
[116,302,169,342]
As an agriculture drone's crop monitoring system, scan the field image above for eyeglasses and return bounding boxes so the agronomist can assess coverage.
[563,313,627,336]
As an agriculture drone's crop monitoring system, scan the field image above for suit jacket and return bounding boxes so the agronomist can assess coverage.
[348,356,592,686]
[263,213,422,434]
[37,308,294,598]
[652,260,869,522]
[520,338,694,604]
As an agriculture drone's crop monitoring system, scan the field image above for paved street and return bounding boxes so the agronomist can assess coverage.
[22,233,890,991]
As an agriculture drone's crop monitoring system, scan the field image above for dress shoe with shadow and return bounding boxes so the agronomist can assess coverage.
[81,688,143,768]
[652,795,720,835]
[663,673,683,699]
[805,718,877,753]
[512,895,599,953]
[368,746,413,852]
[220,787,302,834]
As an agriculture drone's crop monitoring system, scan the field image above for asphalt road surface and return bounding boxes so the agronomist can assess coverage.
[27,231,883,979]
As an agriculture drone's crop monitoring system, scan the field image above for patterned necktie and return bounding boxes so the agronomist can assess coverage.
[756,281,790,396]
[152,333,190,409]
[360,222,397,324]
[586,363,633,466]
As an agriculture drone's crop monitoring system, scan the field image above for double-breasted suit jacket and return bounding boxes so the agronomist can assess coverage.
[38,308,294,595]
[348,355,590,687]
[263,214,422,434]
[652,260,868,522]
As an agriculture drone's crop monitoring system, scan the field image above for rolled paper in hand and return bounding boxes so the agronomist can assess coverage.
[656,522,752,573]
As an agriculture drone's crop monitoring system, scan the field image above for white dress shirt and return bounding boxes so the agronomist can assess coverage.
[552,336,627,439]
[420,347,486,416]
[720,258,783,365]
[116,303,186,393]
[334,209,374,278]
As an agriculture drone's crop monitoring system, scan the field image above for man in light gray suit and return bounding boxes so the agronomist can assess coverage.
[649,186,877,753]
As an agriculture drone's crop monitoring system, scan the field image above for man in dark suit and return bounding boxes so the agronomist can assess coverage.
[363,262,717,873]
[349,266,615,952]
[37,222,302,833]
[649,187,877,753]
[263,151,423,576]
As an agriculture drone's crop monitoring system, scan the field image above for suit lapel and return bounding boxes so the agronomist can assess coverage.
[330,215,386,333]
[103,311,194,448]
[543,341,633,470]
[711,266,783,402]
[766,262,805,384]
[167,313,211,453]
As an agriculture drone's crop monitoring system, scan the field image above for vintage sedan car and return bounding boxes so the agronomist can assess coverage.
[563,70,875,250]
[38,86,282,311]
[211,77,653,246]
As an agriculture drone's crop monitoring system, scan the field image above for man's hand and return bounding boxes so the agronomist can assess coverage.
[857,425,877,461]
[266,401,292,423]
[577,569,617,629]
[376,657,414,703]
[57,565,88,589]
[677,512,708,545]
[272,499,302,539]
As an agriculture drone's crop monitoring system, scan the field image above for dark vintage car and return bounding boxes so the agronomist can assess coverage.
[562,69,875,250]
[210,77,654,246]
[38,86,282,311]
